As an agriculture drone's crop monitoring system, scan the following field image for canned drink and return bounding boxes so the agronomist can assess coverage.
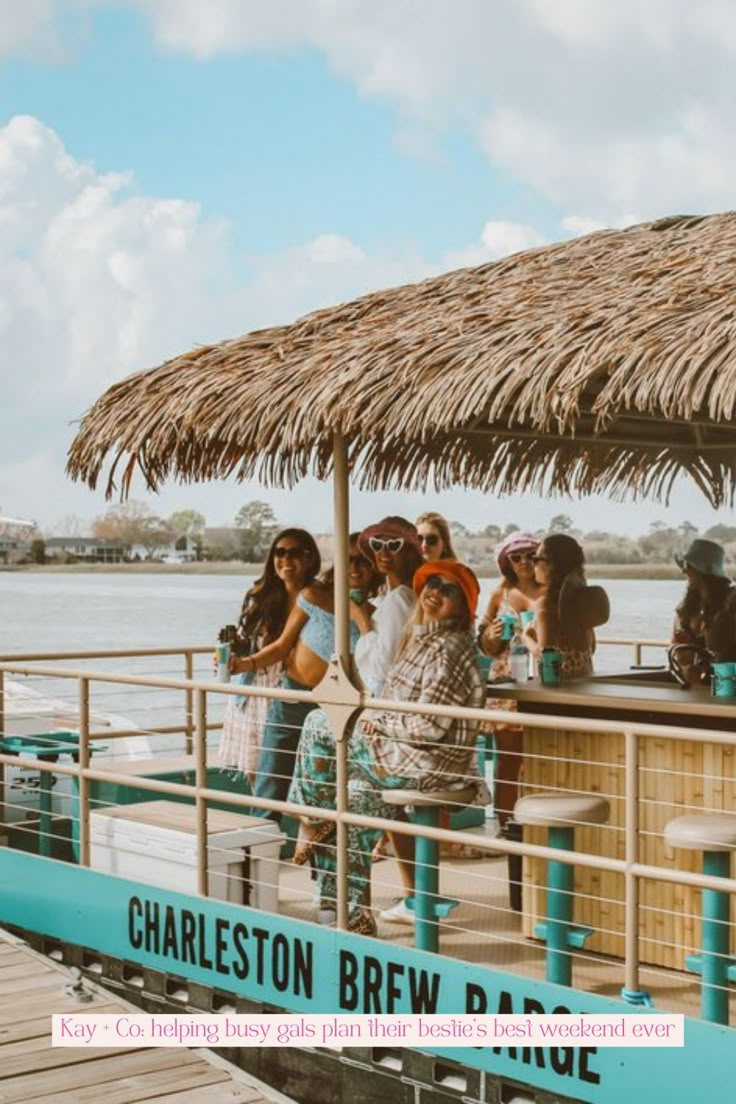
[540,647,563,687]
[499,613,517,641]
[216,642,231,683]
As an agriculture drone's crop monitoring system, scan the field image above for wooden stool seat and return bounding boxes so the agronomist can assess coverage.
[515,792,609,828]
[381,785,478,808]
[664,812,736,1025]
[665,813,736,853]
[513,791,610,987]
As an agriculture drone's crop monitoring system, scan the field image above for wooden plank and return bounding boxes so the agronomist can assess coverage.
[0,1036,136,1079]
[0,1004,121,1045]
[21,1064,231,1104]
[0,986,113,1019]
[0,973,61,997]
[150,1084,265,1103]
[0,962,56,982]
[0,1049,201,1103]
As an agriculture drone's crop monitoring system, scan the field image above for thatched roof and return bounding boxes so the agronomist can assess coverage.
[68,212,736,506]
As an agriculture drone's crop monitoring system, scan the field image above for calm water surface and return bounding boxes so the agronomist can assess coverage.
[2,573,681,671]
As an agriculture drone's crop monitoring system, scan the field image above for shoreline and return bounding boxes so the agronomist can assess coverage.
[1,561,685,580]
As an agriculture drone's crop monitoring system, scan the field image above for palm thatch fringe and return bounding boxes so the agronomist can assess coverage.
[67,212,736,505]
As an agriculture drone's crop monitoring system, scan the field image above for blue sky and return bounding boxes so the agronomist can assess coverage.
[2,0,736,536]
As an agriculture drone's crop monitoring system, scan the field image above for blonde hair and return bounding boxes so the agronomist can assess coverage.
[415,511,457,559]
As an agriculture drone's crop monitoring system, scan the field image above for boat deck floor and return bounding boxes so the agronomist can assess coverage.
[279,845,736,1022]
[0,929,291,1104]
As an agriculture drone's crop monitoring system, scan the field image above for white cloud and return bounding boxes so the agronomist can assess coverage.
[122,0,736,224]
[0,0,99,61]
[1,113,729,536]
[0,114,524,525]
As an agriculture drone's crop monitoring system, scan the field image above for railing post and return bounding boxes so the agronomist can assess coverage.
[634,642,642,666]
[184,651,194,756]
[78,676,91,867]
[333,431,352,932]
[621,727,651,1005]
[195,688,208,897]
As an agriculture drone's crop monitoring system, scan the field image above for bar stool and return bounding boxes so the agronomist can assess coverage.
[664,813,736,1025]
[381,785,477,953]
[514,792,610,986]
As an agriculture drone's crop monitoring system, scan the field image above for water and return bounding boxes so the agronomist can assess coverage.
[2,571,681,667]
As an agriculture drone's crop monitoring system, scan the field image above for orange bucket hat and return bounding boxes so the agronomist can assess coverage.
[413,559,480,619]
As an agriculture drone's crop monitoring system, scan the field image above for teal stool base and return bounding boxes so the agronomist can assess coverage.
[620,988,655,1007]
[534,921,594,950]
[406,895,460,921]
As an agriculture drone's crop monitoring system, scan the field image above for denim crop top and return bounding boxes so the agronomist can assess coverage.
[297,594,359,662]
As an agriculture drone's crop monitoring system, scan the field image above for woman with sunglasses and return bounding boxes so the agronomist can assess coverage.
[218,528,320,788]
[477,532,541,828]
[523,534,608,678]
[289,560,486,933]
[231,533,369,820]
[416,511,457,563]
[351,516,425,696]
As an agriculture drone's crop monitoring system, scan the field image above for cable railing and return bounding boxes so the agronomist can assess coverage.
[0,642,734,1027]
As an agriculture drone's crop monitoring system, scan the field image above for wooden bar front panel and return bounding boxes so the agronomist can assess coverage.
[520,725,736,971]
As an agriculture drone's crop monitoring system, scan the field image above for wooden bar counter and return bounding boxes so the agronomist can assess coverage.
[491,675,736,971]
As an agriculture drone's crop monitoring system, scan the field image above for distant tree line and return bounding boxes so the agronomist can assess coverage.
[29,502,736,567]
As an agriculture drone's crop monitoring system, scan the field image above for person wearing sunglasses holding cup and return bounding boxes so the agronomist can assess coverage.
[218,528,321,788]
[416,511,457,563]
[288,559,487,933]
[230,533,371,820]
[477,532,541,828]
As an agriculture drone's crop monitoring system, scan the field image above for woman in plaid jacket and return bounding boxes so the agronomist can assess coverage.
[289,560,487,934]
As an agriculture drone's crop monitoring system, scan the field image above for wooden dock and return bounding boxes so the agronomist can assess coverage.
[0,929,288,1104]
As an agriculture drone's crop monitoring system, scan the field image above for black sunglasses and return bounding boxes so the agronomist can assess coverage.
[424,574,464,601]
[274,546,305,560]
[419,534,440,547]
[509,551,536,564]
[369,536,404,554]
[349,553,371,569]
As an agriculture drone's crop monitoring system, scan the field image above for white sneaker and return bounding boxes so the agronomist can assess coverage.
[379,898,415,925]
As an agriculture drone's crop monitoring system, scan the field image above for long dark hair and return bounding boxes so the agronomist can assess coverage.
[676,576,733,635]
[237,528,320,647]
[542,533,586,615]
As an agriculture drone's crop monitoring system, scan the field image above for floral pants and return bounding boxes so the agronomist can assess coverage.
[288,709,413,912]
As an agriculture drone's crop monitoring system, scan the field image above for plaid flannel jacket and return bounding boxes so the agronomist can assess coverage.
[366,619,485,791]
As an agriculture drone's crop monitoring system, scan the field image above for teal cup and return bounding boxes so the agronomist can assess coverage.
[520,610,535,629]
[475,650,493,680]
[540,647,563,687]
[500,613,517,641]
[711,661,736,697]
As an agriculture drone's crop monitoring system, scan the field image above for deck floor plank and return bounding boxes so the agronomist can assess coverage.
[150,1085,268,1103]
[0,1035,143,1078]
[0,1003,121,1044]
[0,1049,199,1104]
[0,932,285,1104]
[27,1064,232,1104]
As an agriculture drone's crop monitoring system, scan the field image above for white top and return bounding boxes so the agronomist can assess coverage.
[355,584,415,695]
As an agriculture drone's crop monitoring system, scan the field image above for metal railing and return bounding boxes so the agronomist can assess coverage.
[1,644,734,1023]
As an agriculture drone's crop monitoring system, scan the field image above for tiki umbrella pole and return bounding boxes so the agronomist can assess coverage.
[333,431,351,931]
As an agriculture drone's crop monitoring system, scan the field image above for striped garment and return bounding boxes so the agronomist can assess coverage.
[365,619,486,791]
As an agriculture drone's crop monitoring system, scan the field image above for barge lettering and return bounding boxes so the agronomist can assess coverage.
[127,895,312,998]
